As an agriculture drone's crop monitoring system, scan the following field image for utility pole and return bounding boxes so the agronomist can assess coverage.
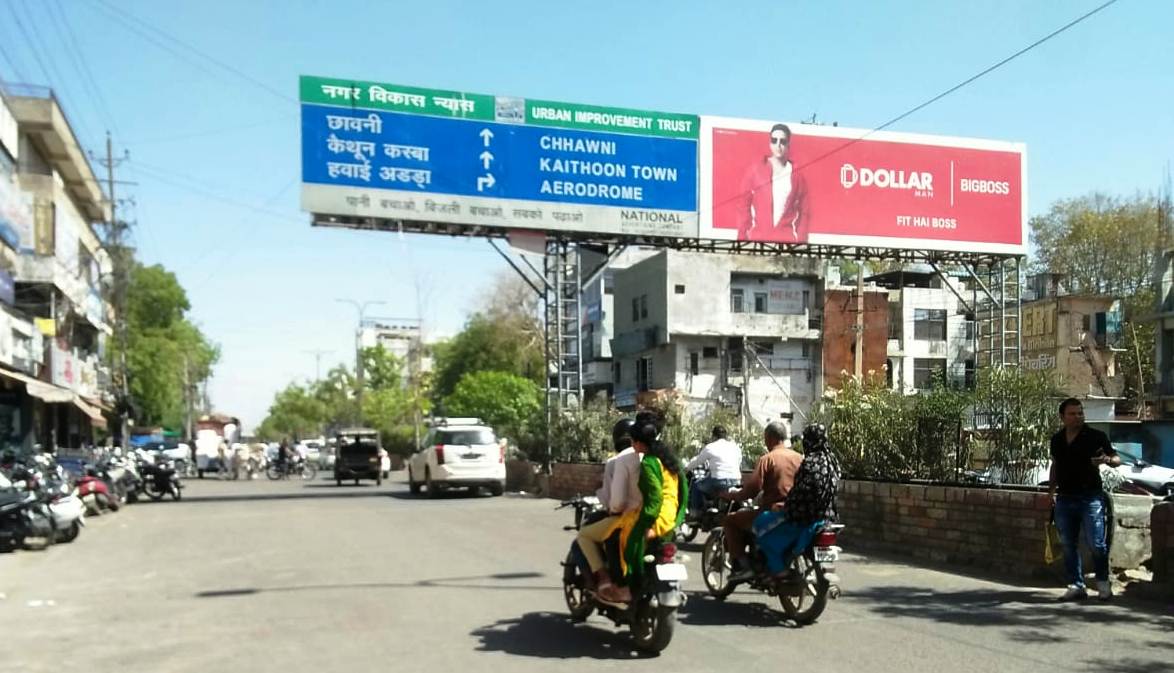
[95,132,132,446]
[303,349,332,382]
[854,265,865,378]
[182,355,193,441]
[335,299,386,424]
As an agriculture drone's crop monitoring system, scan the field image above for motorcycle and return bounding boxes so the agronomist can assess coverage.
[77,468,120,515]
[558,494,687,654]
[0,466,58,551]
[139,457,182,501]
[700,498,843,625]
[266,455,317,481]
[675,464,739,543]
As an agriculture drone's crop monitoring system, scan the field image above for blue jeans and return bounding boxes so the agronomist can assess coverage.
[689,477,739,515]
[1054,492,1110,587]
[753,511,824,575]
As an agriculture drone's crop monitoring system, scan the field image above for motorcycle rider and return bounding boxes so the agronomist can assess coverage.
[753,423,841,578]
[684,425,743,521]
[719,421,803,582]
[576,417,643,605]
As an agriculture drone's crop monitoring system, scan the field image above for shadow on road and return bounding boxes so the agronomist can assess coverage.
[677,592,790,628]
[176,490,395,504]
[847,585,1174,635]
[470,611,653,660]
[194,571,555,598]
[386,489,495,500]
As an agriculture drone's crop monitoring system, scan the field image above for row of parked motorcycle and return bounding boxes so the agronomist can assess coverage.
[0,448,183,552]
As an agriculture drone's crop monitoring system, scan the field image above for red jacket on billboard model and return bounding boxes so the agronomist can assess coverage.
[737,157,809,243]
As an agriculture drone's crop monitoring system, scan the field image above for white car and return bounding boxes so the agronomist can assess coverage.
[407,424,505,496]
[1115,449,1174,496]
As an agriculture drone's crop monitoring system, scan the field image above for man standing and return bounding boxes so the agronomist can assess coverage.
[684,426,743,520]
[719,421,803,581]
[738,123,808,243]
[1048,398,1119,601]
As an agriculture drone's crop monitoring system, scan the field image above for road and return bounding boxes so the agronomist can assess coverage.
[2,474,1170,673]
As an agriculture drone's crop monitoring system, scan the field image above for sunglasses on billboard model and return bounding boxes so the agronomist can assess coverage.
[770,137,789,145]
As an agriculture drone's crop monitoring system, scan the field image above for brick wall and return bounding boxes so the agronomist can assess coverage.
[1153,503,1174,585]
[839,481,1152,579]
[549,463,605,500]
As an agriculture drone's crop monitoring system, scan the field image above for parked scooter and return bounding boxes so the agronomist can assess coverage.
[0,464,58,551]
[77,466,120,515]
[558,494,687,654]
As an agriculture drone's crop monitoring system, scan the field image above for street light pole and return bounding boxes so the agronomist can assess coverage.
[335,299,386,424]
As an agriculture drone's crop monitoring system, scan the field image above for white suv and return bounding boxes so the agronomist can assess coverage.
[407,423,505,497]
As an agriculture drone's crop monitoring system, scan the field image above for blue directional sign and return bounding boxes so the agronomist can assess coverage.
[300,76,700,238]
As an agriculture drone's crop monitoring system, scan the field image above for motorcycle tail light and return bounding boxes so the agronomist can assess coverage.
[815,530,838,547]
[659,543,677,562]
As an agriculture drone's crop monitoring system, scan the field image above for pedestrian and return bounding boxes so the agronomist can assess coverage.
[1048,398,1120,601]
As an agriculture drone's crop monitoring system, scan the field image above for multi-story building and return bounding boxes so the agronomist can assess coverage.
[1021,274,1122,421]
[578,247,659,403]
[866,268,975,392]
[358,319,431,386]
[610,250,823,430]
[0,84,113,449]
[1153,249,1174,419]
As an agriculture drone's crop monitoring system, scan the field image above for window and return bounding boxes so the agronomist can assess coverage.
[802,290,811,312]
[1081,314,1091,332]
[754,292,768,314]
[689,352,699,375]
[729,350,743,373]
[440,429,497,446]
[603,271,615,295]
[613,361,622,385]
[674,284,686,294]
[702,346,718,359]
[636,357,652,391]
[913,309,947,341]
[913,358,946,390]
[639,295,648,319]
[632,297,639,322]
[801,342,810,358]
[730,288,745,313]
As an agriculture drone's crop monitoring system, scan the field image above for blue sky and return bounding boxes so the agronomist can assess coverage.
[0,0,1170,431]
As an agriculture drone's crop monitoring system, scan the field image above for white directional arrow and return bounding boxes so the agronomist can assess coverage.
[479,128,494,147]
[479,151,494,170]
[476,173,496,192]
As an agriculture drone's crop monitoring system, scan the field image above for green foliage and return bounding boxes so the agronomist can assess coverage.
[549,399,625,463]
[811,368,1058,482]
[117,262,219,428]
[443,370,542,453]
[254,383,325,440]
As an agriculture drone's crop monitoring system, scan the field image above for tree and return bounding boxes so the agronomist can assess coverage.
[115,262,219,428]
[255,383,326,440]
[444,370,541,451]
[1030,193,1162,412]
[431,273,544,399]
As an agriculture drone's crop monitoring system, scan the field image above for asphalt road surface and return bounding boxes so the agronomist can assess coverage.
[2,474,1171,673]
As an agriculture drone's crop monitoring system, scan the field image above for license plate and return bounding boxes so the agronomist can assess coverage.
[656,563,688,581]
[814,548,838,563]
[462,453,480,460]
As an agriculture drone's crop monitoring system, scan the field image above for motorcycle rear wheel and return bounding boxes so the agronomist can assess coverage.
[631,602,675,654]
[562,549,594,622]
[58,520,81,543]
[777,554,828,625]
[265,465,282,481]
[701,530,735,599]
[144,480,166,502]
[301,463,318,480]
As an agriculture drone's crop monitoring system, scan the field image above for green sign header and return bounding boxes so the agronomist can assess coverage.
[300,75,698,140]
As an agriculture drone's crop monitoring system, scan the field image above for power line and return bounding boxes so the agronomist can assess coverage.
[89,0,297,104]
[714,0,1122,214]
[9,0,96,144]
[48,0,121,138]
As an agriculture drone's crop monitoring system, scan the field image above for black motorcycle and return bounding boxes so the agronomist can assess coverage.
[700,498,843,625]
[139,458,182,501]
[0,465,58,551]
[675,464,739,543]
[558,495,686,654]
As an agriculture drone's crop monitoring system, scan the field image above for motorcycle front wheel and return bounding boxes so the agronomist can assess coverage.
[701,530,735,599]
[300,463,318,480]
[562,549,594,622]
[777,553,828,625]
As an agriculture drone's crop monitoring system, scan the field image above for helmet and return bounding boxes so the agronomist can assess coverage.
[802,423,828,451]
[611,418,635,451]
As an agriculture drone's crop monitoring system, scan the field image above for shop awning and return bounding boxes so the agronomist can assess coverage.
[0,367,74,403]
[73,395,106,427]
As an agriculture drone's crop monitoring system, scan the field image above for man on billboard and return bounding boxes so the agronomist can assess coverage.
[737,123,808,243]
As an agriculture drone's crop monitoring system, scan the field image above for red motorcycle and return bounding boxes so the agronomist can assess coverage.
[76,471,120,515]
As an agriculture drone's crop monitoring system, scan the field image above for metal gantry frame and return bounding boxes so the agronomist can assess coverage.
[314,213,1025,465]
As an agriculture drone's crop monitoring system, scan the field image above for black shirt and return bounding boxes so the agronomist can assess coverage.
[1049,426,1115,495]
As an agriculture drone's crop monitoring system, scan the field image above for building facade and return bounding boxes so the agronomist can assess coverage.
[0,85,113,450]
[610,250,823,430]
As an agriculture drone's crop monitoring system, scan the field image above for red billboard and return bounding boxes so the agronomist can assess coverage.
[700,117,1026,255]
